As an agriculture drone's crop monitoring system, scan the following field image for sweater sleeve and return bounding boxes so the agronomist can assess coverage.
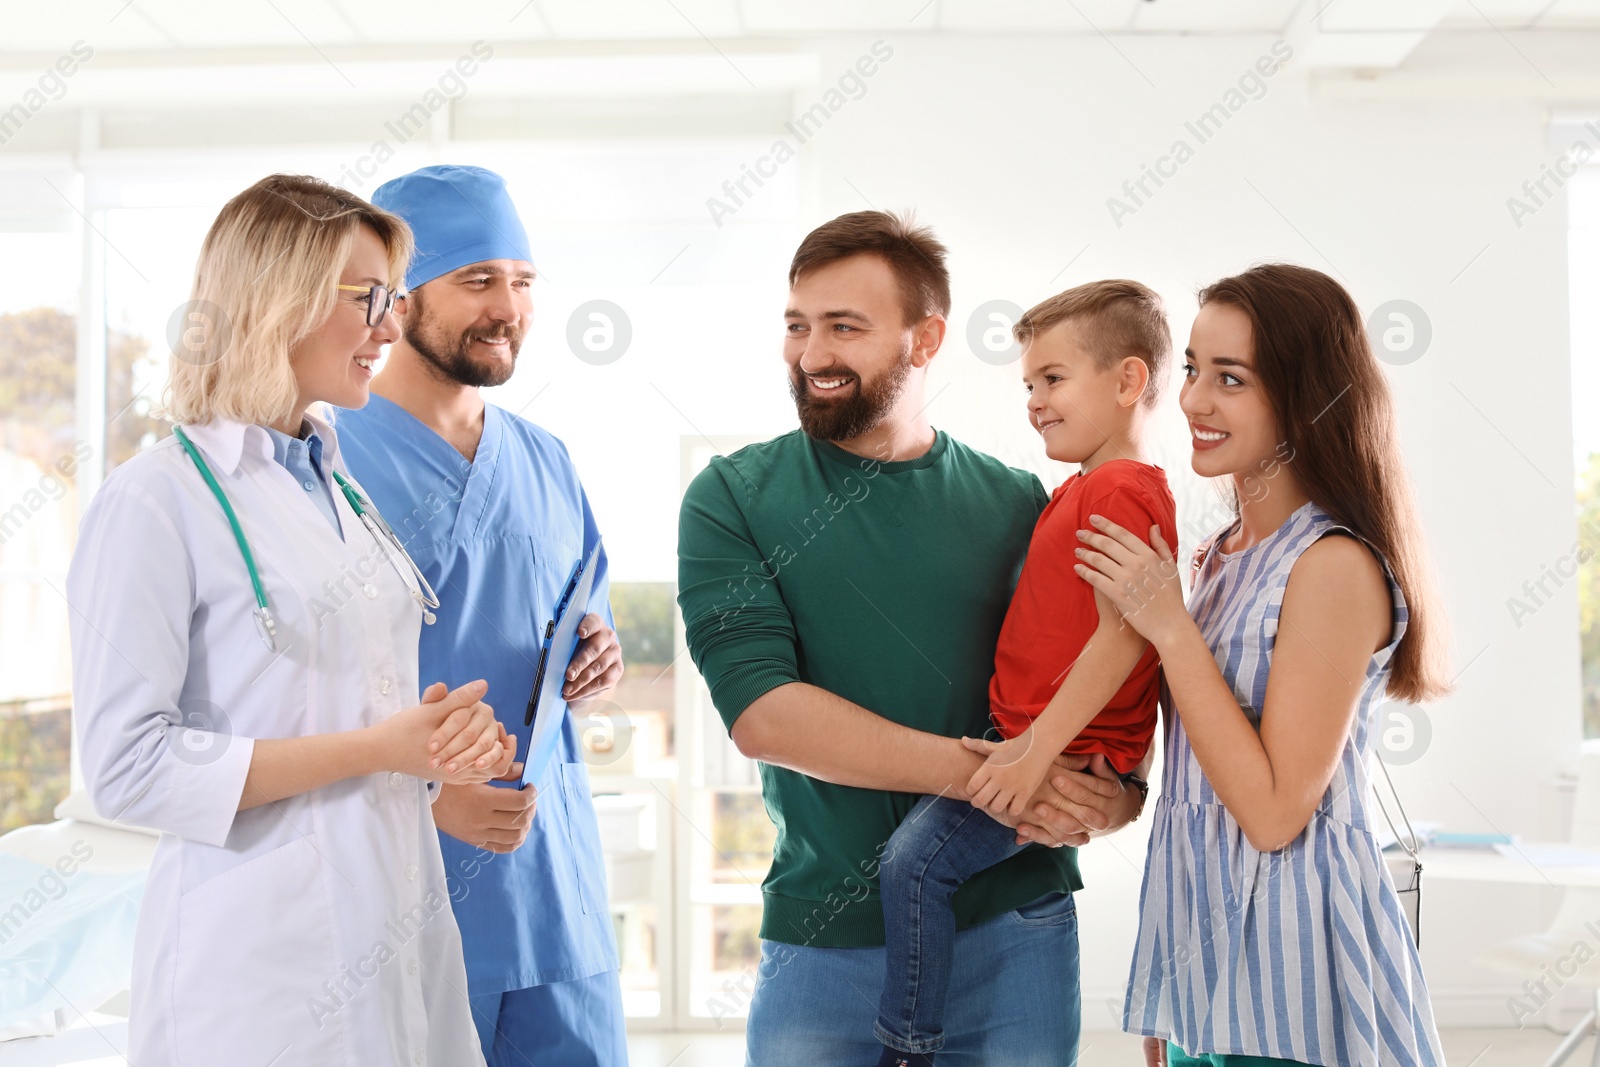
[676,459,801,731]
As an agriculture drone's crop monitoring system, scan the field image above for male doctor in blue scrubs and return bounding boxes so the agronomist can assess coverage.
[338,164,627,1066]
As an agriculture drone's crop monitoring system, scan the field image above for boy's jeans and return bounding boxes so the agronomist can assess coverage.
[874,793,1032,1054]
[744,884,1081,1066]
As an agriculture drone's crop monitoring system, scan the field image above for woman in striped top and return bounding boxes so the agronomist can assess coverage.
[1072,263,1451,1067]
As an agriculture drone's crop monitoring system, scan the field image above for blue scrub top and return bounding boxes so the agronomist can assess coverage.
[337,394,619,993]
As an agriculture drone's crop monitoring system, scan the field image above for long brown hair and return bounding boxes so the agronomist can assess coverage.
[1199,263,1451,703]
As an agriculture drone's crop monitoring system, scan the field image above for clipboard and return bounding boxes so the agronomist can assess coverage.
[520,542,602,789]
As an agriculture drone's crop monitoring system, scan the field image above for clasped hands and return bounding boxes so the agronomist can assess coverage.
[961,728,1126,847]
[376,678,518,786]
[953,512,1184,844]
[430,616,623,854]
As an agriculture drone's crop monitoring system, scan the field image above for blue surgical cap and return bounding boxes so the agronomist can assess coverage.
[372,164,533,292]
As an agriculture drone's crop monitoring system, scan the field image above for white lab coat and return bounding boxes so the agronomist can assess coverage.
[67,412,486,1067]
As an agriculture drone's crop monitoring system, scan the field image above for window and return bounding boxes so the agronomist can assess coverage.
[591,581,676,1020]
[672,437,773,1027]
[101,200,218,473]
[2,134,806,1030]
[472,143,800,1027]
[0,226,81,833]
[1573,165,1600,737]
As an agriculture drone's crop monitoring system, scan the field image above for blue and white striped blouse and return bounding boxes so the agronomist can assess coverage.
[1122,501,1444,1067]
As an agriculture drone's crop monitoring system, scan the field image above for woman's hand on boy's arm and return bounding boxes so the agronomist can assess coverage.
[1075,517,1189,650]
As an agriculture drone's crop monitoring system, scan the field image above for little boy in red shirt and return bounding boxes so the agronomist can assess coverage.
[875,280,1177,1066]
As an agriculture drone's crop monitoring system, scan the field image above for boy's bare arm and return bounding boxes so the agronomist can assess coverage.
[1029,593,1150,756]
[966,591,1151,816]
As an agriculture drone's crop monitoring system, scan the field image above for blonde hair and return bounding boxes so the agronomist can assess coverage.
[162,174,412,427]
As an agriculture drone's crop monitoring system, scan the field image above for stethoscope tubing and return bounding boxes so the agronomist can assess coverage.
[170,423,440,650]
[335,472,442,621]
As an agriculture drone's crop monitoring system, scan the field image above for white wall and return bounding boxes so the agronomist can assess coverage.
[8,21,1590,1031]
[652,29,1586,1028]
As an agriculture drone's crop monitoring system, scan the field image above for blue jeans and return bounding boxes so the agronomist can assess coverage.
[745,887,1081,1066]
[467,969,627,1067]
[876,793,1030,1053]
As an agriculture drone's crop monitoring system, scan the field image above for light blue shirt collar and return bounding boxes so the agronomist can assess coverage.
[265,419,324,473]
[264,419,342,539]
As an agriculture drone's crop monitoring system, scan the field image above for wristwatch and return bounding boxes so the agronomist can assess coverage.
[1120,771,1150,820]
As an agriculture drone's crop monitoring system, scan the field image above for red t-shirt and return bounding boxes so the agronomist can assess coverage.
[988,459,1177,774]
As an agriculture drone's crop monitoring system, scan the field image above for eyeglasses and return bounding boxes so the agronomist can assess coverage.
[336,284,398,327]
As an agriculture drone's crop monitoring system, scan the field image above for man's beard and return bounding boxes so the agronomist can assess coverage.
[789,341,913,442]
[404,289,523,388]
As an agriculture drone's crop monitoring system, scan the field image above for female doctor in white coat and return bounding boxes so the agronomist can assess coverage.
[67,174,513,1066]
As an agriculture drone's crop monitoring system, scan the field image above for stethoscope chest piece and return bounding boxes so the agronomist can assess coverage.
[253,606,280,652]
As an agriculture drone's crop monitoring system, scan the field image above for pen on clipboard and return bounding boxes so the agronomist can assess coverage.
[524,557,587,726]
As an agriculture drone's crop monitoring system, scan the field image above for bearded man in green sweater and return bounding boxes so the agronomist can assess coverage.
[677,210,1148,1065]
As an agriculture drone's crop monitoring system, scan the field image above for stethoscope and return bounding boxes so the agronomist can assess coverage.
[171,424,440,652]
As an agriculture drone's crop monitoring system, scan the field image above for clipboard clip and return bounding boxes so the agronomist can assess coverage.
[524,556,587,727]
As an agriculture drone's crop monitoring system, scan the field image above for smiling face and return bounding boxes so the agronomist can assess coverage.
[1179,301,1284,478]
[1020,319,1148,468]
[783,253,932,442]
[400,258,534,388]
[286,222,401,416]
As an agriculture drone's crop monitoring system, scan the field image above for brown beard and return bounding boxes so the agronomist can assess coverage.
[789,340,913,442]
[404,287,523,388]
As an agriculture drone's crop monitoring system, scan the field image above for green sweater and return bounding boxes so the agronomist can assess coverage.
[677,429,1083,948]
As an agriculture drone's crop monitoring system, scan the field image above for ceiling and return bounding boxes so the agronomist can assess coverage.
[0,0,1597,56]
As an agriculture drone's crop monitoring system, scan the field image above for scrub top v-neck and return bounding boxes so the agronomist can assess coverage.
[336,393,620,995]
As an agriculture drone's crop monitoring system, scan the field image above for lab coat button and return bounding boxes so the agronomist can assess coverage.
[363,583,378,599]
[406,864,418,881]
[414,1048,424,1064]
[379,677,393,695]
[388,771,404,788]
[407,957,419,975]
